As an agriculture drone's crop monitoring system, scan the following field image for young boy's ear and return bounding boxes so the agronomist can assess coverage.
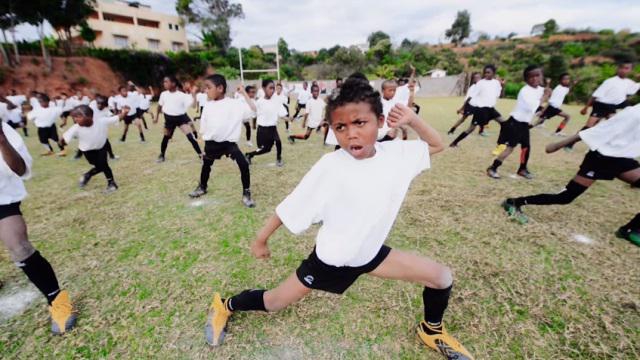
[377,114,385,128]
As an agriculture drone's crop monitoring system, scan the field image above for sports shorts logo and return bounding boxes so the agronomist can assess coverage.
[586,171,595,178]
[303,275,314,285]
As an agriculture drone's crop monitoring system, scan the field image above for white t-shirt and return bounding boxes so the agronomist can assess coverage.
[256,97,287,127]
[63,114,119,151]
[28,106,62,128]
[0,103,8,122]
[256,88,265,100]
[80,96,91,105]
[592,76,640,105]
[0,122,32,205]
[127,91,142,109]
[139,94,152,110]
[394,84,411,106]
[196,92,208,108]
[469,79,502,108]
[510,85,544,123]
[7,95,26,107]
[273,93,288,107]
[62,97,79,111]
[158,90,193,116]
[378,97,403,139]
[464,84,478,101]
[115,95,136,116]
[276,140,431,267]
[579,104,640,159]
[200,97,251,142]
[7,108,22,124]
[305,97,326,128]
[548,85,570,108]
[108,96,117,110]
[239,97,256,121]
[29,97,40,110]
[296,88,311,105]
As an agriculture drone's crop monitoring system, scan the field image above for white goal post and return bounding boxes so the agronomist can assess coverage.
[238,44,281,82]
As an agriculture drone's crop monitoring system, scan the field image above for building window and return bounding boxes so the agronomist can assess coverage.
[168,23,173,30]
[175,24,180,31]
[103,12,134,25]
[148,39,160,50]
[138,18,160,28]
[113,35,129,48]
[172,42,184,52]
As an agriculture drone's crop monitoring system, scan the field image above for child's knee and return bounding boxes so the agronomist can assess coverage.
[8,238,35,262]
[430,264,453,289]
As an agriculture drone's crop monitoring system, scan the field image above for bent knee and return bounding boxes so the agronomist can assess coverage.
[7,239,35,262]
[429,265,453,289]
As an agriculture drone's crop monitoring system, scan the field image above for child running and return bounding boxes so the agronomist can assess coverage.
[487,65,549,179]
[239,85,257,147]
[449,65,505,147]
[448,72,481,135]
[91,95,119,160]
[154,76,202,163]
[115,86,145,143]
[287,84,326,143]
[0,121,77,334]
[187,75,256,207]
[274,83,290,132]
[502,104,640,228]
[530,73,576,135]
[291,81,311,121]
[27,93,67,156]
[204,77,473,359]
[244,80,287,167]
[61,105,127,192]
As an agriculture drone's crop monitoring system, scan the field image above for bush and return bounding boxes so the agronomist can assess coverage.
[82,48,174,86]
[504,82,523,99]
[215,66,240,80]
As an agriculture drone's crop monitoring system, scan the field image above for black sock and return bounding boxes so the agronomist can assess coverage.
[160,135,170,156]
[193,131,198,139]
[514,180,588,207]
[15,251,61,304]
[140,132,145,142]
[226,289,267,312]
[186,133,202,155]
[422,285,452,334]
[451,131,469,146]
[621,213,640,231]
[632,179,640,188]
[490,159,502,171]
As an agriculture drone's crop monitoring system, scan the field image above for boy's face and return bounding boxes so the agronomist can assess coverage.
[483,68,494,79]
[526,69,543,87]
[617,63,632,78]
[311,87,319,98]
[303,82,308,90]
[97,102,106,110]
[276,85,282,94]
[204,80,224,100]
[72,113,91,126]
[382,84,397,100]
[39,99,48,107]
[163,78,172,90]
[119,88,127,97]
[247,88,256,99]
[264,83,275,98]
[330,102,383,160]
[560,75,571,87]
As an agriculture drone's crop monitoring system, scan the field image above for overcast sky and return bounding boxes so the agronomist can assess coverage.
[13,0,640,51]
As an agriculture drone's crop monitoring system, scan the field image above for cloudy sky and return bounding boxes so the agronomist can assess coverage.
[13,0,640,51]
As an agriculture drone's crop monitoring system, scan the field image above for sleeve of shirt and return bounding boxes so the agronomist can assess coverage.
[0,123,33,180]
[62,124,80,144]
[400,140,431,177]
[158,92,166,107]
[627,80,640,96]
[102,115,120,126]
[579,106,637,150]
[592,79,611,99]
[276,157,328,234]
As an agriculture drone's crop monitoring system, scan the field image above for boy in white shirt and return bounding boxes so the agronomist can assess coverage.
[0,122,77,334]
[136,86,153,128]
[203,76,474,359]
[580,61,639,128]
[187,75,256,207]
[290,81,311,121]
[194,87,208,121]
[239,85,257,147]
[154,75,202,163]
[274,83,290,132]
[503,104,640,226]
[531,73,576,135]
[115,86,145,143]
[487,65,549,180]
[61,105,127,192]
[127,84,147,130]
[448,72,481,135]
[27,93,67,156]
[450,64,505,147]
[244,80,288,167]
[287,84,326,143]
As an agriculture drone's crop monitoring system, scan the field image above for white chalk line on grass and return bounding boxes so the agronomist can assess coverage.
[571,233,595,245]
[0,284,40,323]
[188,198,222,207]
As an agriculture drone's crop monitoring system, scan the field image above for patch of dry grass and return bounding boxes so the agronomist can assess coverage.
[0,98,638,359]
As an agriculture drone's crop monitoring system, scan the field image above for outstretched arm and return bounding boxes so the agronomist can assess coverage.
[388,103,444,155]
[250,214,283,259]
[0,126,26,176]
[546,134,581,153]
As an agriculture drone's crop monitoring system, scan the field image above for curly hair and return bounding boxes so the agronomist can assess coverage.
[326,75,383,124]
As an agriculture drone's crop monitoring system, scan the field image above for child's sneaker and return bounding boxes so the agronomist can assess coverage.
[501,199,528,224]
[205,293,232,347]
[615,228,640,247]
[189,185,207,198]
[105,181,118,193]
[417,321,473,360]
[49,290,77,335]
[242,189,255,208]
[486,167,500,179]
[276,159,284,167]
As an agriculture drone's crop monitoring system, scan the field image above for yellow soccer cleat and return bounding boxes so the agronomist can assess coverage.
[491,144,507,156]
[417,321,474,360]
[205,293,233,346]
[49,290,77,335]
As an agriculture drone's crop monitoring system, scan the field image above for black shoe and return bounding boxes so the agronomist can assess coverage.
[105,181,118,193]
[486,167,501,179]
[78,173,91,188]
[447,129,455,135]
[517,169,534,180]
[244,153,252,165]
[242,189,256,208]
[189,185,207,198]
[156,155,165,163]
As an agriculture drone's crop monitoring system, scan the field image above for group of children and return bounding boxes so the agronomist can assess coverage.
[0,59,638,360]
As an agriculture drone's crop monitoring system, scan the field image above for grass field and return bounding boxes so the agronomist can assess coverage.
[0,97,638,359]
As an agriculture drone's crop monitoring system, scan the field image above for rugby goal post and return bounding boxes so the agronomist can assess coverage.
[238,44,281,83]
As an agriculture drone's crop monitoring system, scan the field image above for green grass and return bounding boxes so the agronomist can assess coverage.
[0,97,638,359]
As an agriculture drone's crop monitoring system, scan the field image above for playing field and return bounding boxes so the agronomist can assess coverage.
[0,97,638,359]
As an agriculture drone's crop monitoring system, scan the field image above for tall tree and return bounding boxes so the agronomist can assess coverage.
[48,0,96,56]
[277,37,290,61]
[79,21,96,46]
[367,31,390,48]
[176,0,244,53]
[0,0,20,66]
[445,10,471,46]
[14,0,59,71]
[543,19,559,38]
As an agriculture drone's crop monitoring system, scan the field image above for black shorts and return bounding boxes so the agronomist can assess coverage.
[8,121,21,129]
[124,114,137,125]
[0,202,22,221]
[502,117,530,147]
[590,101,618,118]
[37,125,59,144]
[540,105,562,119]
[164,114,191,130]
[616,100,630,110]
[136,108,147,118]
[256,125,280,148]
[462,102,476,116]
[578,150,639,180]
[203,140,243,160]
[61,110,71,118]
[297,103,307,109]
[296,245,392,294]
[472,107,501,126]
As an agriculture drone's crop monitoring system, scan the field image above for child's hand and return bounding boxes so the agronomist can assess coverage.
[580,107,588,115]
[388,103,419,129]
[251,240,271,259]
